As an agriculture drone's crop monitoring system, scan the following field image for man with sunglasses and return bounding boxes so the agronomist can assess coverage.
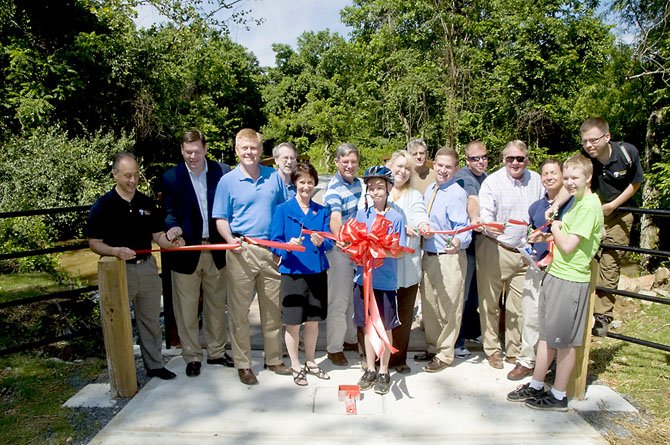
[476,141,544,370]
[452,141,489,357]
[548,117,644,336]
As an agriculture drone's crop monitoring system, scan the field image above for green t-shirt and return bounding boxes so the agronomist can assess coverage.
[547,193,604,283]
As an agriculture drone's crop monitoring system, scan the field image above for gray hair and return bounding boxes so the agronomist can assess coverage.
[407,138,427,152]
[272,142,297,159]
[503,140,528,156]
[112,152,137,172]
[334,142,360,161]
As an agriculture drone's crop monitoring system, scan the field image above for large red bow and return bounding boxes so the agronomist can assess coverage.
[338,215,409,358]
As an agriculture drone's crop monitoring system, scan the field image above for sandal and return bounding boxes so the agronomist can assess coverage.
[305,362,330,380]
[292,367,308,386]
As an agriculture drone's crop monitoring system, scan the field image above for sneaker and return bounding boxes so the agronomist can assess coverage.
[455,347,472,358]
[592,314,612,337]
[358,369,377,391]
[507,382,545,402]
[374,372,391,395]
[524,391,568,412]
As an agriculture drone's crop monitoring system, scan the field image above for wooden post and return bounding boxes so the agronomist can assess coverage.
[567,259,599,400]
[97,256,138,398]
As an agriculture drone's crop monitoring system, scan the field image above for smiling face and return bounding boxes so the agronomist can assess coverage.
[335,152,359,183]
[434,154,457,185]
[113,157,139,198]
[581,126,611,161]
[235,136,261,168]
[181,140,207,173]
[465,144,488,177]
[390,155,412,188]
[274,145,297,176]
[294,173,315,202]
[410,145,427,168]
[541,162,563,196]
[562,165,590,199]
[503,145,528,180]
[366,177,390,208]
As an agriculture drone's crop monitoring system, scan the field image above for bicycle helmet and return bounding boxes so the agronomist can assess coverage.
[363,165,394,185]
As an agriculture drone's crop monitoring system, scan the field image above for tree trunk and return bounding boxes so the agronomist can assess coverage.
[640,108,664,271]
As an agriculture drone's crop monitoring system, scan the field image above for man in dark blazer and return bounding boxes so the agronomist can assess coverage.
[162,129,233,377]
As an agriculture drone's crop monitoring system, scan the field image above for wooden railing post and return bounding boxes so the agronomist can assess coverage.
[567,259,599,400]
[97,256,137,398]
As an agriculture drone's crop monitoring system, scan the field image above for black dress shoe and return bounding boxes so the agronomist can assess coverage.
[263,363,292,375]
[207,352,234,367]
[238,368,259,385]
[185,361,201,377]
[413,351,435,362]
[147,367,177,380]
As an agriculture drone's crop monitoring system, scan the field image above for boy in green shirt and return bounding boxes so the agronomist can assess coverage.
[506,155,604,411]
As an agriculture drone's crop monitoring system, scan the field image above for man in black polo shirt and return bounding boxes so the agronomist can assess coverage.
[549,117,644,336]
[88,153,183,380]
[580,117,644,335]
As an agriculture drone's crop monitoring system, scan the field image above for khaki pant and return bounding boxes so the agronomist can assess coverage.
[172,251,228,364]
[126,257,164,370]
[225,244,282,369]
[476,236,527,358]
[420,252,466,364]
[595,211,633,318]
[517,267,544,368]
[325,248,358,353]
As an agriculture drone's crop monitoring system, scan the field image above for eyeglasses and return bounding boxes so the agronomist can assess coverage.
[467,155,488,162]
[581,133,607,146]
[505,156,527,164]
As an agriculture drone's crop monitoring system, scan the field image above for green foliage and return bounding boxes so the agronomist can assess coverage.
[0,219,57,274]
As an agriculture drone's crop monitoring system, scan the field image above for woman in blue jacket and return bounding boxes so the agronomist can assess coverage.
[270,162,334,386]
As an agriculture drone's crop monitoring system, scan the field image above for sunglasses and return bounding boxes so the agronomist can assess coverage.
[467,155,488,162]
[505,156,527,163]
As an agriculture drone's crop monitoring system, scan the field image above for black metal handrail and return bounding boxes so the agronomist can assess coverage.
[0,205,91,218]
[0,285,98,310]
[0,241,89,261]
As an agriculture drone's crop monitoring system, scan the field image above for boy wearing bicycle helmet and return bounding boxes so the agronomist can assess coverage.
[353,166,407,395]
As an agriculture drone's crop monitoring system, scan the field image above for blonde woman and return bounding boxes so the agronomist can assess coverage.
[386,150,431,373]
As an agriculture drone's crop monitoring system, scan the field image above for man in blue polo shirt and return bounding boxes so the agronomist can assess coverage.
[323,143,363,366]
[213,128,290,385]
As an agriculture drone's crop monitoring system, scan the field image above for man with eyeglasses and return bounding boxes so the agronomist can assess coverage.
[273,142,298,199]
[476,140,544,370]
[452,141,489,357]
[548,117,644,336]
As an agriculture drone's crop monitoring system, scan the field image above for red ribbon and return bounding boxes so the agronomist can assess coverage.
[301,229,339,242]
[134,238,305,255]
[427,222,505,236]
[244,236,306,252]
[338,216,407,358]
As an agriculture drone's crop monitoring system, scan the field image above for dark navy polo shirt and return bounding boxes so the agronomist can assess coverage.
[590,141,644,206]
[87,188,161,252]
[528,194,573,260]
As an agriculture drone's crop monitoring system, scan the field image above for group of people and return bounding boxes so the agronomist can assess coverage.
[87,117,643,405]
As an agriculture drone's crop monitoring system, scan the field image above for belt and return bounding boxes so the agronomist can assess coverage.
[127,254,150,264]
[425,251,448,256]
[201,238,210,244]
[495,240,519,253]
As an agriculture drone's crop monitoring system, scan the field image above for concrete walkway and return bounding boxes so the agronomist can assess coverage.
[79,296,635,444]
[86,348,625,444]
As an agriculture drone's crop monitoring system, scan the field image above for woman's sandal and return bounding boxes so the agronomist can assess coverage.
[305,362,330,380]
[292,367,308,386]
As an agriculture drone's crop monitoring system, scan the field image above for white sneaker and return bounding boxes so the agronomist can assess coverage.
[455,347,472,358]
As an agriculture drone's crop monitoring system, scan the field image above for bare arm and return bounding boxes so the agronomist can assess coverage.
[602,182,641,216]
[88,238,135,261]
[329,211,343,235]
[466,195,480,223]
[216,218,243,253]
[550,221,581,254]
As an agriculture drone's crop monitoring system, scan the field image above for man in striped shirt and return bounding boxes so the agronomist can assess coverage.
[323,143,363,366]
[476,140,544,370]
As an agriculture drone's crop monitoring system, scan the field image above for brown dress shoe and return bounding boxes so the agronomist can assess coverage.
[507,363,534,380]
[486,352,504,369]
[423,357,449,373]
[238,368,259,385]
[327,352,349,366]
[264,363,292,376]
